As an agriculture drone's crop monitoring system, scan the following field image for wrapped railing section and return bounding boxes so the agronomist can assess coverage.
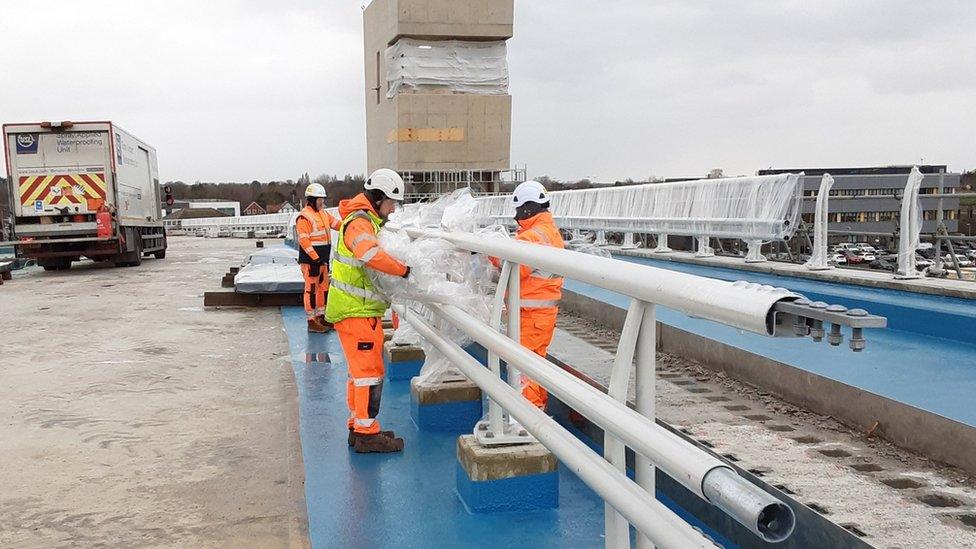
[474,173,804,241]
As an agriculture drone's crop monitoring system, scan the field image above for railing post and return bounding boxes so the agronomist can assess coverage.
[895,167,923,279]
[604,299,646,548]
[487,261,513,437]
[635,302,657,549]
[695,236,714,257]
[505,261,522,393]
[744,239,766,263]
[653,233,671,254]
[622,232,636,249]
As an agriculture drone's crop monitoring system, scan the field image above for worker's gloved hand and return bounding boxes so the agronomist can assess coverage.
[401,266,411,279]
[318,254,329,266]
[309,262,321,277]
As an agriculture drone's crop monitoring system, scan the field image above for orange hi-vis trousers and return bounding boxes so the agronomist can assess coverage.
[519,307,558,410]
[300,263,329,320]
[336,316,386,435]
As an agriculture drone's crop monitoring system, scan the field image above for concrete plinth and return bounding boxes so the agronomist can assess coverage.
[410,377,482,433]
[384,341,424,381]
[455,434,558,513]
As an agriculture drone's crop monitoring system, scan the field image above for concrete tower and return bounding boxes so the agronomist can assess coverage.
[363,0,515,199]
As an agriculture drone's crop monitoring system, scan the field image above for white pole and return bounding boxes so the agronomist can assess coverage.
[604,299,646,548]
[896,167,923,279]
[805,174,834,271]
[506,261,522,392]
[635,302,657,549]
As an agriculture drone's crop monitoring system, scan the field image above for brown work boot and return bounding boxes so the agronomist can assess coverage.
[353,433,404,453]
[307,318,328,333]
[316,316,333,332]
[348,428,397,446]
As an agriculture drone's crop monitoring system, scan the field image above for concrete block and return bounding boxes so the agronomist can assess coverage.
[410,377,482,432]
[384,341,424,381]
[455,434,558,512]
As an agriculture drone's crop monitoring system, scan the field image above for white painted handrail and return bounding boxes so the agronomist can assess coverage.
[391,224,887,546]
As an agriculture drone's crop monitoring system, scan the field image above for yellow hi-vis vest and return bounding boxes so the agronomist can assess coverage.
[324,210,390,323]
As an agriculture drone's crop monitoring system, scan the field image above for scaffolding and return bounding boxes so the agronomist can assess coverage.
[402,167,525,202]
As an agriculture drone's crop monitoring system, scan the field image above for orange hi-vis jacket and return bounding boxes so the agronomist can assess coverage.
[492,211,566,308]
[296,205,339,264]
[337,193,408,279]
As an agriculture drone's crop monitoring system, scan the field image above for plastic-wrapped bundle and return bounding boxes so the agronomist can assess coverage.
[804,174,834,270]
[385,38,509,98]
[373,190,496,383]
[474,174,803,241]
[896,167,924,278]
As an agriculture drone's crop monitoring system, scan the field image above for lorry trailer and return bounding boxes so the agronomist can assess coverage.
[2,121,166,269]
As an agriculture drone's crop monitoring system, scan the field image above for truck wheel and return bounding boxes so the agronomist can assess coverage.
[40,258,71,271]
[115,232,143,267]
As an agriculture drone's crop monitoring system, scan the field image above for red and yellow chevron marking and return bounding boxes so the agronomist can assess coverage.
[19,173,107,208]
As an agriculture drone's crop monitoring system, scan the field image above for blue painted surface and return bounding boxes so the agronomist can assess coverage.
[456,463,559,513]
[410,394,483,433]
[386,358,423,381]
[282,306,739,548]
[565,254,976,427]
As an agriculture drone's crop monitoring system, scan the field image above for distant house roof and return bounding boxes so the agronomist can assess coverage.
[162,208,231,220]
[267,202,297,214]
[243,201,266,214]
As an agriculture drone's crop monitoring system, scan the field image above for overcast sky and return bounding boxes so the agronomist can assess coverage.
[2,1,974,183]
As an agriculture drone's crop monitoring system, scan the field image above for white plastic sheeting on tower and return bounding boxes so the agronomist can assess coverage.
[474,174,803,241]
[385,39,509,98]
[895,167,924,279]
[804,174,835,271]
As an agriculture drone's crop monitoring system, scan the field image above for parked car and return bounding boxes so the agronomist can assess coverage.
[829,253,847,265]
[843,251,865,264]
[855,244,877,254]
[869,258,897,272]
[915,255,934,270]
[944,255,974,268]
[859,252,877,261]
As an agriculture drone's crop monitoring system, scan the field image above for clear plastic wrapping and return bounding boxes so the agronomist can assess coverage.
[375,189,496,383]
[896,167,924,277]
[385,38,509,98]
[474,174,803,241]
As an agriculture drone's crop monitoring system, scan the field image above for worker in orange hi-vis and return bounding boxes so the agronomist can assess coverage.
[296,182,340,333]
[490,180,565,410]
[325,169,410,453]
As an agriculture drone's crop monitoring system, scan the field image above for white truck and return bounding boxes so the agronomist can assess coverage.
[2,121,166,269]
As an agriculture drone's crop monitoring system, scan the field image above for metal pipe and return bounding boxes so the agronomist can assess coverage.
[487,261,512,436]
[426,302,796,543]
[395,305,715,548]
[702,468,795,542]
[404,228,796,336]
[605,299,646,548]
[635,303,657,549]
[505,261,522,391]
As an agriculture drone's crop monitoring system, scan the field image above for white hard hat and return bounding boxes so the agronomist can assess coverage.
[364,168,405,201]
[512,180,550,207]
[305,183,327,198]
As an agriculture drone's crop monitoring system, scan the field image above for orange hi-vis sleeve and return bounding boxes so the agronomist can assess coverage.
[296,215,320,262]
[343,218,408,277]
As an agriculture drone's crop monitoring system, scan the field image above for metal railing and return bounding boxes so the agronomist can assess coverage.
[393,227,887,548]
